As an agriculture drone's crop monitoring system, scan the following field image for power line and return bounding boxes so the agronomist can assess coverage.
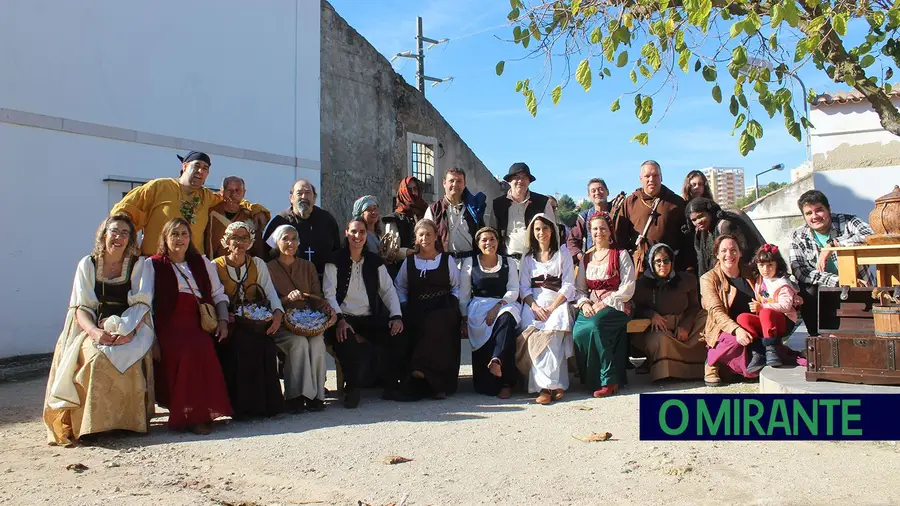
[391,16,452,95]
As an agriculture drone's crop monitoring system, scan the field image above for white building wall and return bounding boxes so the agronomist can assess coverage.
[0,0,321,358]
[810,98,900,158]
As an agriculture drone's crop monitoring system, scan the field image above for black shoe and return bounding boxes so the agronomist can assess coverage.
[746,351,766,374]
[284,397,305,414]
[765,345,783,368]
[305,397,326,412]
[382,388,418,402]
[343,389,361,409]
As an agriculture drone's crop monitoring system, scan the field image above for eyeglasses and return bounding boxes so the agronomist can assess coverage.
[108,229,131,238]
[653,258,672,265]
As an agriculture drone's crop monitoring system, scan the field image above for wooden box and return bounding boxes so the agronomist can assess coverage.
[817,286,879,335]
[806,334,900,385]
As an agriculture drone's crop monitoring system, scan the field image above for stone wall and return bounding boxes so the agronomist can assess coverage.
[319,1,503,226]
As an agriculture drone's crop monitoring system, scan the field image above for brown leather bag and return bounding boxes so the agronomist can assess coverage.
[174,264,218,334]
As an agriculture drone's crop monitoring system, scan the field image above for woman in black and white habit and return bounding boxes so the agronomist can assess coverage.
[459,226,520,398]
[515,213,576,405]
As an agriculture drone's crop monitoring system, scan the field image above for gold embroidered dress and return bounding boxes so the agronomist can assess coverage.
[43,255,155,445]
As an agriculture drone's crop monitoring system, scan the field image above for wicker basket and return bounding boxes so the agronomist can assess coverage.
[284,293,335,337]
[232,283,273,334]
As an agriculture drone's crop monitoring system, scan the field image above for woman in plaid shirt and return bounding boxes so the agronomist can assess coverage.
[788,190,873,336]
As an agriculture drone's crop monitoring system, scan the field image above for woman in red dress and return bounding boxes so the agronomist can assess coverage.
[147,218,232,434]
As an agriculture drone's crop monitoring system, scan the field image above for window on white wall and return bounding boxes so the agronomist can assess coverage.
[104,177,149,210]
[407,133,438,199]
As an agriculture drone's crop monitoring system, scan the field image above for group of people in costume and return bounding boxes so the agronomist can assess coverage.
[43,152,876,444]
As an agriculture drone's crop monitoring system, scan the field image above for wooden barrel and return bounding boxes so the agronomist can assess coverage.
[872,305,900,338]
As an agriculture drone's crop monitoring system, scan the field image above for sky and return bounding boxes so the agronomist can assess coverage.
[328,0,863,201]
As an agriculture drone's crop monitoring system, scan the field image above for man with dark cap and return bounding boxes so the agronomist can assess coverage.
[112,151,270,256]
[489,162,557,258]
[261,179,341,278]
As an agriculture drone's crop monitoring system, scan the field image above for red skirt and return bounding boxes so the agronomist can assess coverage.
[154,293,232,429]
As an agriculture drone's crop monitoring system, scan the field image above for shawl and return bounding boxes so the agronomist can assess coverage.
[394,176,427,219]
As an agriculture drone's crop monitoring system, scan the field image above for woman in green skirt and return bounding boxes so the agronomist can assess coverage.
[573,212,636,397]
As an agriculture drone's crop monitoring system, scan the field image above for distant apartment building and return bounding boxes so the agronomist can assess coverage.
[701,166,745,206]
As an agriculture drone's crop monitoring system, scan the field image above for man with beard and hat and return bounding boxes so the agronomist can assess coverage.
[261,179,341,277]
[205,176,265,259]
[424,167,487,262]
[613,160,693,274]
[489,162,557,258]
[111,151,270,256]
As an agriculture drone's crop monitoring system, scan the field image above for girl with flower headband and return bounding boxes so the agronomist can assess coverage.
[735,243,801,371]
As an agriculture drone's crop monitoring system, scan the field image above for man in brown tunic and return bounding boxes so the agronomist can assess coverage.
[614,160,694,273]
[205,176,264,259]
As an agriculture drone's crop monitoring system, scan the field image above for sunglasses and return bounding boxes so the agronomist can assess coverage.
[653,258,672,265]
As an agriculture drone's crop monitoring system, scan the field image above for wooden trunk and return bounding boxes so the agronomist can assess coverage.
[805,334,900,385]
[817,286,878,335]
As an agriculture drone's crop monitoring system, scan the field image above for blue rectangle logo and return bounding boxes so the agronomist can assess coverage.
[639,394,900,440]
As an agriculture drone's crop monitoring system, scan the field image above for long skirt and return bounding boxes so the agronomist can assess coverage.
[154,293,232,429]
[272,330,327,400]
[515,327,573,393]
[572,307,632,390]
[630,312,707,381]
[707,331,808,379]
[471,312,518,396]
[406,297,461,396]
[216,323,284,417]
[44,342,154,445]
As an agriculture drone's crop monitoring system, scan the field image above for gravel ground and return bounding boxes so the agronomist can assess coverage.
[2,358,900,506]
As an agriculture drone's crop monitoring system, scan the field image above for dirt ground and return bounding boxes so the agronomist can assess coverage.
[2,363,900,506]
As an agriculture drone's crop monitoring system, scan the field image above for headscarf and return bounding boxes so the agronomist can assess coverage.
[267,224,298,250]
[177,151,211,166]
[394,176,427,219]
[352,195,378,219]
[220,220,256,248]
[645,243,677,284]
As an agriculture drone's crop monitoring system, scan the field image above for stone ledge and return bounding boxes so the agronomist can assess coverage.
[759,366,900,394]
[0,353,51,382]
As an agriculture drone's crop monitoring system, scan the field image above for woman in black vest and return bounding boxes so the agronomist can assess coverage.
[394,219,462,399]
[459,227,521,398]
[323,218,408,408]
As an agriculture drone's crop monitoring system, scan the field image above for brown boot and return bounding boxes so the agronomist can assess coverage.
[535,389,552,405]
[704,363,723,387]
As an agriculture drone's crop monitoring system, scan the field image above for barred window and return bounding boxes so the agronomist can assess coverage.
[411,141,435,195]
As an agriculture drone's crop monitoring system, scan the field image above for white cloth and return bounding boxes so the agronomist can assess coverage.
[143,256,229,306]
[220,257,284,313]
[425,201,473,254]
[47,255,155,409]
[528,332,571,392]
[575,249,636,313]
[394,253,460,304]
[518,250,575,332]
[498,192,557,256]
[458,256,521,351]
[323,260,402,317]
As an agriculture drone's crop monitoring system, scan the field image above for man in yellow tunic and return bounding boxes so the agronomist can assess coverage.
[111,152,270,256]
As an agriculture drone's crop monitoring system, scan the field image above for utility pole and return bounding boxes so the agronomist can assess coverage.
[391,16,452,95]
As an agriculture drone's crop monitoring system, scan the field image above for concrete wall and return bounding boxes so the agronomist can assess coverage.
[0,0,321,358]
[744,176,815,269]
[319,1,503,226]
[810,99,900,171]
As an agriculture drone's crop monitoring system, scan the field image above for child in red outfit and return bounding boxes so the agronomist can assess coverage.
[737,244,801,370]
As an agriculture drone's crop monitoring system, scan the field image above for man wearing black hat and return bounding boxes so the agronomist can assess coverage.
[111,151,270,256]
[489,162,557,258]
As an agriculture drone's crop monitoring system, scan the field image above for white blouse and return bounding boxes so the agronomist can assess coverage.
[575,249,636,313]
[323,259,402,317]
[143,257,229,305]
[394,253,461,304]
[458,256,520,317]
[219,257,284,313]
